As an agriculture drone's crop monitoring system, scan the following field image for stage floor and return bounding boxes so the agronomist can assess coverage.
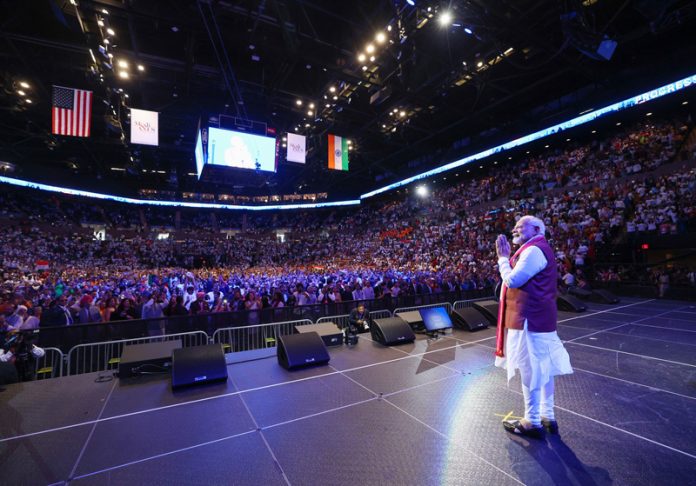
[2,298,695,485]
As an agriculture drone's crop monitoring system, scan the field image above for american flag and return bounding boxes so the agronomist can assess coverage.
[51,85,92,137]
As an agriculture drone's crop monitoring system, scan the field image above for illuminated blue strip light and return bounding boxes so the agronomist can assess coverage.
[0,176,360,211]
[360,73,696,199]
[0,74,693,210]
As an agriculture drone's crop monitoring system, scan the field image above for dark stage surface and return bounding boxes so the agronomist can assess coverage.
[2,298,695,485]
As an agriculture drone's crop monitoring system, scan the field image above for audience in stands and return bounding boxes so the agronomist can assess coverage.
[0,118,694,325]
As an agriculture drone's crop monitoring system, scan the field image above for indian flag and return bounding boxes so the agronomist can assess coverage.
[328,134,349,171]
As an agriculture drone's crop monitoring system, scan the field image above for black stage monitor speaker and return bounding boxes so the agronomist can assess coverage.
[452,307,490,332]
[557,294,587,312]
[371,317,416,346]
[472,300,499,325]
[171,344,228,389]
[591,289,620,304]
[568,287,593,300]
[119,339,181,378]
[296,322,344,347]
[277,332,330,370]
[395,310,424,330]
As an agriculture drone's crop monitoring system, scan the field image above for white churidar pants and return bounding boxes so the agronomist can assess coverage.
[495,320,573,426]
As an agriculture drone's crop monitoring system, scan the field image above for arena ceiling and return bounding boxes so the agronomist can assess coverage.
[1,0,695,200]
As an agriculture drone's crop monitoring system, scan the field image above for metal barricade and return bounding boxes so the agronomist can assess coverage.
[393,302,453,317]
[369,310,392,320]
[212,319,313,353]
[35,347,64,380]
[452,296,496,311]
[66,331,209,376]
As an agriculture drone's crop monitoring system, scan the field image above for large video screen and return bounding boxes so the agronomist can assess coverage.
[208,127,276,172]
[194,129,205,178]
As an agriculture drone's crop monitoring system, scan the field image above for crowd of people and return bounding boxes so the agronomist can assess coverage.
[1,117,695,330]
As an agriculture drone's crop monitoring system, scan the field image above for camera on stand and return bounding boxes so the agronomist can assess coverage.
[344,325,359,346]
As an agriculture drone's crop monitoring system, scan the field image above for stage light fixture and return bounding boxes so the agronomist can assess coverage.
[362,66,367,71]
[19,81,30,89]
[102,8,108,14]
[25,99,32,104]
[399,110,406,117]
[326,103,330,108]
[646,112,652,116]
[464,27,473,34]
[107,28,115,36]
[119,71,129,79]
[366,44,375,54]
[333,96,338,100]
[416,186,428,197]
[307,110,313,116]
[370,56,375,62]
[477,61,483,67]
[97,19,104,27]
[137,64,145,71]
[309,102,315,109]
[376,32,386,43]
[439,12,452,26]
[104,39,110,45]
[358,53,366,62]
[387,25,392,32]
[118,60,128,68]
[683,101,689,105]
[329,86,336,93]
[296,99,302,106]
[17,90,25,96]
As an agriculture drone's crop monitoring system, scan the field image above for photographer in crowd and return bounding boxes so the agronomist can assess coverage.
[348,303,370,333]
[0,329,46,383]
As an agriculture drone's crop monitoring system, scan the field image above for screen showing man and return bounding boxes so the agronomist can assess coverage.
[208,127,276,172]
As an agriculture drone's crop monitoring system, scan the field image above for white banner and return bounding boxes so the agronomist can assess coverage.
[286,133,306,163]
[130,108,159,146]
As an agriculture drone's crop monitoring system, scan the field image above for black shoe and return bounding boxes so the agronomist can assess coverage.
[541,418,559,434]
[503,420,545,439]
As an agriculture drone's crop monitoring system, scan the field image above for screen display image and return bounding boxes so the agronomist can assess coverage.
[194,129,205,178]
[419,307,453,332]
[208,126,276,172]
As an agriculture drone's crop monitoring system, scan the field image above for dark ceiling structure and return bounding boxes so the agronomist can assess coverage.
[1,0,695,200]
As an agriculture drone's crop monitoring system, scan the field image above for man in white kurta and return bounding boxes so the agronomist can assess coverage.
[495,216,573,438]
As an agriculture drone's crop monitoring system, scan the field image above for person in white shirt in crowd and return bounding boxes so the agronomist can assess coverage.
[20,306,41,330]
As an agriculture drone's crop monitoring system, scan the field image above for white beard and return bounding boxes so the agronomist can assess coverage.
[512,236,523,245]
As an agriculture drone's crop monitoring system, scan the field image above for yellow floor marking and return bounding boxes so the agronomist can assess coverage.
[494,411,523,421]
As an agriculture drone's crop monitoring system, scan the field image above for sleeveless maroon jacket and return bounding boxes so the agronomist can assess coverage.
[503,237,558,332]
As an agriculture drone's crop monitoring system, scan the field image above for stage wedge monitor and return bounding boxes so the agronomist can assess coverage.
[277,332,330,370]
[472,300,499,325]
[557,294,587,312]
[171,344,228,389]
[452,307,490,332]
[371,317,416,346]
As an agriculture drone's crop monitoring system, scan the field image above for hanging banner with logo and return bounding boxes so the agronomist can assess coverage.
[286,133,306,163]
[130,108,159,146]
